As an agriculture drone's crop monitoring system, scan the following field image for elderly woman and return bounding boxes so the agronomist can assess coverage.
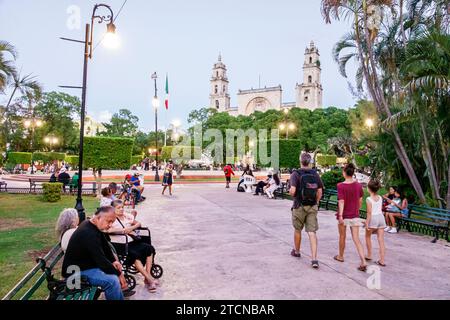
[55,208,79,253]
[108,200,158,292]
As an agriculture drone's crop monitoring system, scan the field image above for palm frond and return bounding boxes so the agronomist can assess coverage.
[382,103,419,128]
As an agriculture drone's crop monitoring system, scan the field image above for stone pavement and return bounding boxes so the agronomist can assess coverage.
[130,184,450,300]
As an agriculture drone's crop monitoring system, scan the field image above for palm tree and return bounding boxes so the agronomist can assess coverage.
[0,40,17,93]
[322,0,427,202]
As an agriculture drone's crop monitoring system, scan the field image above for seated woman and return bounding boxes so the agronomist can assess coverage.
[265,173,281,199]
[382,186,397,212]
[384,188,409,234]
[56,208,79,253]
[254,174,271,196]
[100,187,114,207]
[108,200,159,292]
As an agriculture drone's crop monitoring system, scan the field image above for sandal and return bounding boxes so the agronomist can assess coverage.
[291,249,301,258]
[357,265,367,272]
[376,261,386,267]
[333,255,344,263]
[146,283,157,293]
[311,260,319,269]
[365,257,372,261]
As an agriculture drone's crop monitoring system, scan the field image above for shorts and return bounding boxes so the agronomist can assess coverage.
[226,176,231,183]
[342,218,365,227]
[368,215,387,229]
[292,205,319,233]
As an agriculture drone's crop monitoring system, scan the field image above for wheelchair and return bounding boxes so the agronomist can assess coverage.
[111,227,163,291]
[119,183,139,209]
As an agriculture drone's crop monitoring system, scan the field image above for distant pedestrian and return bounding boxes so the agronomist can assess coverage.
[162,162,174,196]
[223,164,235,189]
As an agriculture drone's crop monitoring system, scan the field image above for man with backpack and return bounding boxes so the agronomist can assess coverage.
[289,153,323,269]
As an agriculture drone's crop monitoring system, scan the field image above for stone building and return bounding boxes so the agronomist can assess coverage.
[209,41,323,116]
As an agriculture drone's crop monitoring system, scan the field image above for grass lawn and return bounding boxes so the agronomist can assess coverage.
[0,194,99,299]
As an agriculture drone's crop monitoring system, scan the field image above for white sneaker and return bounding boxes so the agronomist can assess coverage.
[388,227,398,234]
[384,227,391,232]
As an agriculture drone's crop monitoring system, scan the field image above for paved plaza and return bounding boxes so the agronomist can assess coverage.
[129,184,450,300]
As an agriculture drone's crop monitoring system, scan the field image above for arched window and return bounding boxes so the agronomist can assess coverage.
[223,85,226,93]
[215,85,218,94]
[216,71,219,78]
[309,57,312,64]
[215,100,220,109]
[304,96,309,102]
[308,75,312,83]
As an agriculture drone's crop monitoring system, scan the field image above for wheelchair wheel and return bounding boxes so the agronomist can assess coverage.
[124,274,136,291]
[151,264,163,279]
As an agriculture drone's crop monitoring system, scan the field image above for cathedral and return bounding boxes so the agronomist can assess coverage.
[209,41,323,116]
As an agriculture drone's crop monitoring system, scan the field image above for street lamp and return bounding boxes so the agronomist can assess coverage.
[278,122,296,140]
[44,136,59,151]
[365,118,375,131]
[60,3,119,222]
[152,72,161,182]
[24,118,44,174]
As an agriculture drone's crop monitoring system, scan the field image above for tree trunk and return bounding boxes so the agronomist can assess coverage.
[399,0,407,47]
[419,115,442,206]
[447,162,450,210]
[4,86,17,145]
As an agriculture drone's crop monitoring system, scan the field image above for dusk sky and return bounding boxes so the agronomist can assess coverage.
[0,0,358,132]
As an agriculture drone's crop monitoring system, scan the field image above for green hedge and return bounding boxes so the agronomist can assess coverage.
[257,140,302,169]
[7,152,32,165]
[32,152,66,163]
[84,137,134,170]
[161,146,202,162]
[317,155,337,167]
[131,155,144,165]
[321,169,345,190]
[65,155,79,167]
[42,183,62,202]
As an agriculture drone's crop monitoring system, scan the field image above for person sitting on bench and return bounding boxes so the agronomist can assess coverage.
[62,206,126,300]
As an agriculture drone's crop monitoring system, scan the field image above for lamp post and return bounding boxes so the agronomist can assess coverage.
[152,72,161,182]
[24,118,43,174]
[278,122,296,140]
[365,118,375,131]
[44,135,59,151]
[60,3,119,222]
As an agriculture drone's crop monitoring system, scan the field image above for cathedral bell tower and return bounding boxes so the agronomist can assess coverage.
[210,54,231,112]
[296,41,323,110]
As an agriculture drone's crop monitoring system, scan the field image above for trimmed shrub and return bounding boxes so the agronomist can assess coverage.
[65,155,79,167]
[7,152,32,165]
[33,152,66,163]
[131,155,144,165]
[257,140,302,169]
[316,155,337,167]
[161,146,202,162]
[83,137,134,170]
[42,183,63,202]
[321,169,345,190]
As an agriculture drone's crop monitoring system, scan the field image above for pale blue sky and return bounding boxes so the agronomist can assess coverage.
[0,0,358,132]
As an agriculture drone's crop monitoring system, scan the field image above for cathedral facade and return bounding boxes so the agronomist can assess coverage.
[209,41,323,116]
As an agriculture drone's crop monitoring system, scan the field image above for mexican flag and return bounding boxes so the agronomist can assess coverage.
[165,74,169,110]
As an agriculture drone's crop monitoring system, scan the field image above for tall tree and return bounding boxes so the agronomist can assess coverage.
[0,40,17,92]
[102,109,139,137]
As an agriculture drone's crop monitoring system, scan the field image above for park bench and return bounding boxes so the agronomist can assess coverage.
[29,177,51,193]
[2,244,99,300]
[319,189,338,211]
[274,181,289,199]
[0,180,7,192]
[398,205,450,243]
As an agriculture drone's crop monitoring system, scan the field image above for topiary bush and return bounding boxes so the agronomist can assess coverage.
[321,169,345,190]
[33,152,66,163]
[316,155,337,167]
[131,155,144,165]
[65,155,79,168]
[7,152,32,165]
[42,183,63,202]
[257,139,302,169]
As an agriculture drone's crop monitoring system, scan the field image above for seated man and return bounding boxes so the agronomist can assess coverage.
[130,173,146,200]
[62,206,125,300]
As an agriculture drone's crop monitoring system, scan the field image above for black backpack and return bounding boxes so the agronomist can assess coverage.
[296,169,319,206]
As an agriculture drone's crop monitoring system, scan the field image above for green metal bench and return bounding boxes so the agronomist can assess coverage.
[398,205,450,243]
[2,244,99,301]
[319,189,338,211]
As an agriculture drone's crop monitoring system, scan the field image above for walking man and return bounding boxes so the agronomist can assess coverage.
[223,164,235,189]
[289,153,323,269]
